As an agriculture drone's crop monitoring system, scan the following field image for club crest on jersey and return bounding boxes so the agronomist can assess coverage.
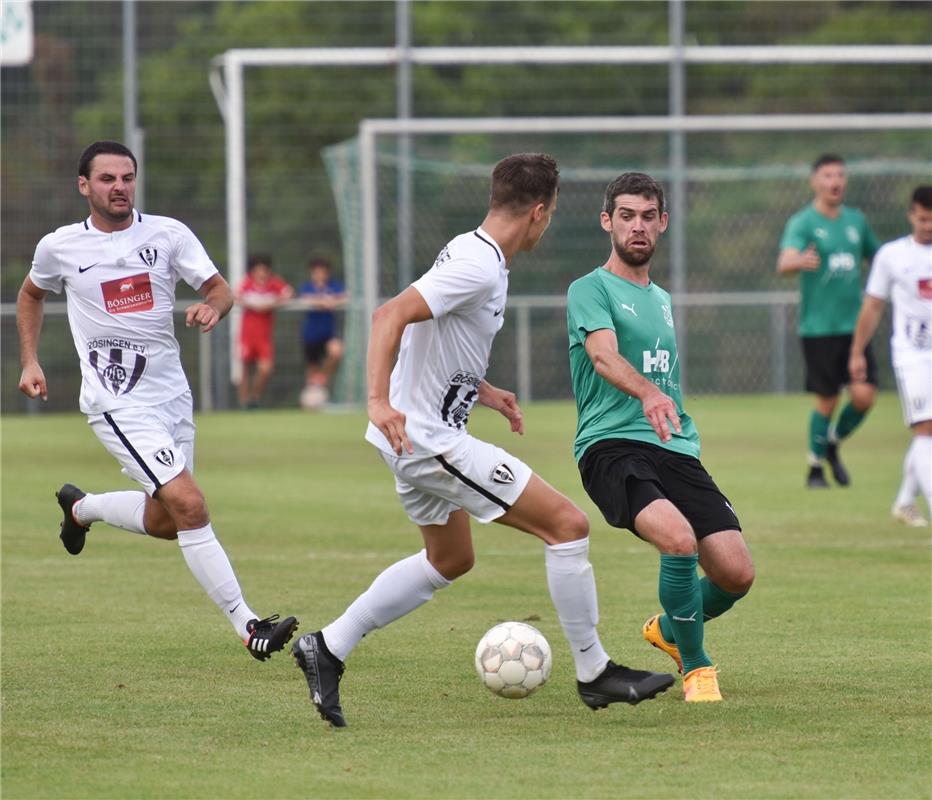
[87,338,148,397]
[138,246,158,268]
[490,463,516,484]
[439,370,480,430]
[154,448,174,467]
[661,304,674,328]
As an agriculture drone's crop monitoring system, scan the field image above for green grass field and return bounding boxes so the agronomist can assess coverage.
[2,395,930,799]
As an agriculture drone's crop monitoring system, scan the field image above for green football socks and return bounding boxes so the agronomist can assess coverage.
[809,410,831,458]
[658,553,712,673]
[658,577,747,642]
[832,402,868,442]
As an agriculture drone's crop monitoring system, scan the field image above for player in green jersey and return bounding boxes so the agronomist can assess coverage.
[777,154,881,489]
[566,172,755,703]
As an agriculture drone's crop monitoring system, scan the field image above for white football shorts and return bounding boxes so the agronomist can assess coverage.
[379,434,533,526]
[87,391,195,495]
[894,354,932,426]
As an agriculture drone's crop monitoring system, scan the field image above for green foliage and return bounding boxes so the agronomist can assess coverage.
[2,396,931,798]
[4,0,928,294]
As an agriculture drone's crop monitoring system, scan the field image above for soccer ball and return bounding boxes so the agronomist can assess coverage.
[299,384,328,410]
[474,621,553,699]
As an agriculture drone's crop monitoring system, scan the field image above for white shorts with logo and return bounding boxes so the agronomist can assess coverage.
[894,353,932,426]
[379,434,533,526]
[88,391,195,495]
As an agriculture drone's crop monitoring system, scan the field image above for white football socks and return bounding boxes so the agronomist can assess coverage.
[910,436,932,505]
[895,444,920,508]
[74,491,147,534]
[322,549,451,662]
[544,537,609,683]
[176,524,256,639]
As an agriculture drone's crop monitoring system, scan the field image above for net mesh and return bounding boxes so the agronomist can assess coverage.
[323,131,929,401]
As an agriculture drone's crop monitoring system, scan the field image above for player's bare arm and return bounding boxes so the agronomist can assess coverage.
[16,276,49,400]
[187,274,233,333]
[776,244,820,274]
[366,285,433,455]
[478,380,524,435]
[848,294,886,383]
[584,327,681,443]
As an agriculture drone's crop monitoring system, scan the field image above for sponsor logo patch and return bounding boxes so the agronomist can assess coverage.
[918,277,932,301]
[101,272,154,314]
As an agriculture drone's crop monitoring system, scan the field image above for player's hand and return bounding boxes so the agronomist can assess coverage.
[369,399,413,455]
[18,362,48,401]
[641,387,681,444]
[479,383,524,435]
[185,302,221,333]
[848,352,868,383]
[799,243,821,271]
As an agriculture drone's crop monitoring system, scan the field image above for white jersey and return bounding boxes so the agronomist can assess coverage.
[864,234,932,362]
[365,227,508,457]
[29,211,219,414]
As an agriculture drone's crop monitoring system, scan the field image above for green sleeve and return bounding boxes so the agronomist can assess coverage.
[862,216,881,261]
[779,212,810,251]
[567,277,613,347]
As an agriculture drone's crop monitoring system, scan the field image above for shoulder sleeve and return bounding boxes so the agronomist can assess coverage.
[412,253,495,318]
[566,276,613,346]
[861,215,881,260]
[168,220,219,290]
[779,211,810,251]
[864,242,893,300]
[28,232,64,294]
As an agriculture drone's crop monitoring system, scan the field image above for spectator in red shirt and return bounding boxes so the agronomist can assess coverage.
[235,254,293,408]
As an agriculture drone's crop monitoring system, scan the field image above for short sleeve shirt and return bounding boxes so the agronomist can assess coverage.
[236,273,291,341]
[779,204,880,337]
[300,278,344,343]
[567,267,700,462]
[365,227,508,457]
[864,235,932,362]
[29,211,218,414]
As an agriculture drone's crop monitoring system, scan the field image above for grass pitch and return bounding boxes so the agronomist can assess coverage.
[2,395,930,799]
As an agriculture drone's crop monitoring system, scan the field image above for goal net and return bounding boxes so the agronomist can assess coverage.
[323,120,930,404]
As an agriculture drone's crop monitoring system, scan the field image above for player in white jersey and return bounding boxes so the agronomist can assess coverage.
[850,186,932,526]
[16,141,298,661]
[292,153,674,728]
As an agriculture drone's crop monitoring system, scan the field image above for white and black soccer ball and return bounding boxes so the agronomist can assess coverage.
[474,621,553,699]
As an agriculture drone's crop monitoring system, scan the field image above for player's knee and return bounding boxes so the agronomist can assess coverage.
[661,528,698,556]
[549,503,589,543]
[725,562,755,595]
[431,551,474,580]
[159,488,208,529]
[328,339,344,359]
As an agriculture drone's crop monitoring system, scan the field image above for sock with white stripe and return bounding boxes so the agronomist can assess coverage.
[544,537,609,683]
[176,523,256,639]
[322,549,451,662]
[74,491,147,534]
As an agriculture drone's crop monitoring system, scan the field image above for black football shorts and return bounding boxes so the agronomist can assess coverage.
[578,438,741,539]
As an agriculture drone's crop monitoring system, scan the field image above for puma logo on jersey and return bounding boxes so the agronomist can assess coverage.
[621,303,638,317]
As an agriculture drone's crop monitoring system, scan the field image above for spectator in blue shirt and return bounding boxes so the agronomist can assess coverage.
[299,257,346,409]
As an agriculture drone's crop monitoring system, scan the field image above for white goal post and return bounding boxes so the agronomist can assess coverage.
[209,43,930,402]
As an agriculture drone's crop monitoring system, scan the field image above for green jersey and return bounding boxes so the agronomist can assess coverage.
[567,267,700,462]
[779,204,880,337]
